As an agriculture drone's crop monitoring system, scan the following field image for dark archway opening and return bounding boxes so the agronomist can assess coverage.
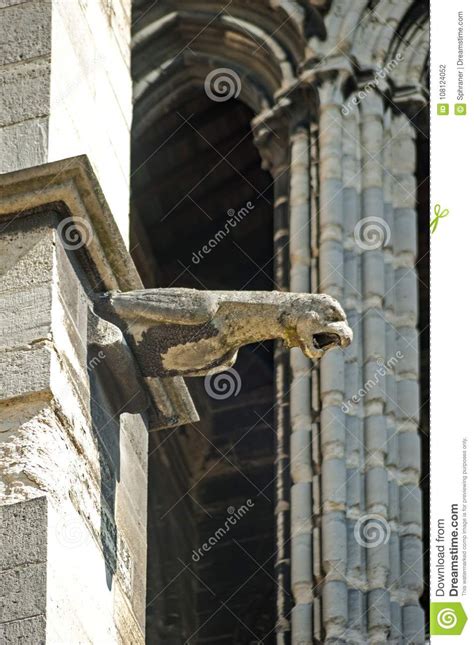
[131,92,277,643]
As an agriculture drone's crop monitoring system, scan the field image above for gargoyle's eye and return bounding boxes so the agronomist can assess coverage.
[313,332,340,349]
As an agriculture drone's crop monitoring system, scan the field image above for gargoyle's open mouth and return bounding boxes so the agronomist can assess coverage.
[312,332,341,350]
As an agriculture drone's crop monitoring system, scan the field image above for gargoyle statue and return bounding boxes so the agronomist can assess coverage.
[95,289,352,378]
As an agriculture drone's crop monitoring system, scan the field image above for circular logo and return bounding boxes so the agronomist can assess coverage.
[354,217,391,251]
[204,68,241,102]
[354,514,390,548]
[55,519,88,549]
[437,608,458,630]
[204,368,242,400]
[57,217,93,251]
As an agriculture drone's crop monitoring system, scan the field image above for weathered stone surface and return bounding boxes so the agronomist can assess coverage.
[365,415,387,457]
[0,616,46,643]
[320,348,345,397]
[291,429,312,482]
[0,58,50,126]
[321,458,346,508]
[0,563,47,623]
[366,467,389,510]
[0,0,131,243]
[99,289,352,377]
[0,497,48,571]
[0,118,48,173]
[322,580,348,626]
[0,1,428,642]
[0,180,152,643]
[319,239,344,295]
[398,431,421,475]
[321,405,345,454]
[368,588,391,631]
[322,511,347,570]
[399,485,422,532]
[402,604,425,644]
[0,346,52,402]
[0,0,51,66]
[400,535,423,593]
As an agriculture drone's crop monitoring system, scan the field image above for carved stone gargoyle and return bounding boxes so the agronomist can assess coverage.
[93,289,352,378]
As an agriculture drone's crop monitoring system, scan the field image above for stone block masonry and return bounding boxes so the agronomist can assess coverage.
[0,209,147,642]
[0,158,197,643]
[0,0,132,245]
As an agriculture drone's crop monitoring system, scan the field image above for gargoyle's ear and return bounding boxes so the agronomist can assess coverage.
[296,310,320,326]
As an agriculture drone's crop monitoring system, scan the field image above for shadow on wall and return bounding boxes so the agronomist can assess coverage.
[88,351,121,589]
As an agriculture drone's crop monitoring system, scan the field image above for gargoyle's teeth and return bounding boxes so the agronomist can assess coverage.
[313,332,340,350]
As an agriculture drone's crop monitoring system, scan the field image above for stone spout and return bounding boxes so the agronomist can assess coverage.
[95,289,352,377]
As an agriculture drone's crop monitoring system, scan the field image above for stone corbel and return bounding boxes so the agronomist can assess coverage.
[87,308,149,415]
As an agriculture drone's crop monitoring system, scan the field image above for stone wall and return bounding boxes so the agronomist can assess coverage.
[0,206,147,642]
[0,153,199,642]
[0,0,131,244]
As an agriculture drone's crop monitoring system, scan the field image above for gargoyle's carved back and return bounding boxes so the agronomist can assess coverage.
[95,289,352,377]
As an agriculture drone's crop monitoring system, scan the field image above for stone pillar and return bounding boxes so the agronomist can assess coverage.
[0,157,197,643]
[0,0,131,244]
[253,105,292,645]
[312,65,425,643]
[316,74,351,644]
[391,114,424,644]
[288,111,314,645]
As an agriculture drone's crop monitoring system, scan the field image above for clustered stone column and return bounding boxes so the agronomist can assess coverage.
[316,76,424,643]
[255,66,424,644]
